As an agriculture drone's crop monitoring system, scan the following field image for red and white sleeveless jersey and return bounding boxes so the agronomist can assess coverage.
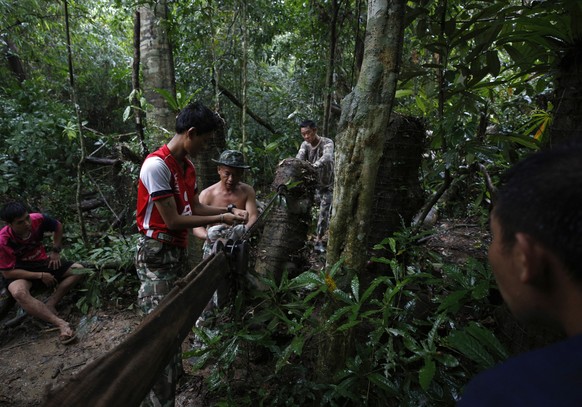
[136,145,197,248]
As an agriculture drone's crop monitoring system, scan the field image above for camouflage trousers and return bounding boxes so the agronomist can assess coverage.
[136,235,188,407]
[315,187,333,240]
[201,224,247,259]
[201,224,246,309]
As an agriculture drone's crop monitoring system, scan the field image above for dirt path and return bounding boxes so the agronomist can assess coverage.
[0,303,142,406]
[0,298,213,406]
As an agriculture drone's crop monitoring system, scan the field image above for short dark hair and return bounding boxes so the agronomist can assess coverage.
[175,101,219,135]
[493,141,582,280]
[0,201,28,223]
[300,120,317,129]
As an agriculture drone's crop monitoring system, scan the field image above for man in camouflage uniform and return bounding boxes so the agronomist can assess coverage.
[296,120,334,253]
[136,102,247,407]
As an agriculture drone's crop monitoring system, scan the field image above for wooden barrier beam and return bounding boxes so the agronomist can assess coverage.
[44,252,229,407]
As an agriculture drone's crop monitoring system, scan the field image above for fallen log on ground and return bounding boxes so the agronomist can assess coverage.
[43,252,229,407]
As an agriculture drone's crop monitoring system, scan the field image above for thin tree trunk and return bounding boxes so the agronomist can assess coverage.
[63,0,89,247]
[241,0,248,153]
[215,82,278,134]
[328,0,406,276]
[323,0,340,138]
[132,10,148,158]
[210,0,221,112]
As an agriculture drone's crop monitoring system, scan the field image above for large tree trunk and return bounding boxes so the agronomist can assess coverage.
[328,0,407,277]
[188,115,227,268]
[139,0,176,137]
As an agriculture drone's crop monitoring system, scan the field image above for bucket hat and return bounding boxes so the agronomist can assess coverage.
[212,150,251,169]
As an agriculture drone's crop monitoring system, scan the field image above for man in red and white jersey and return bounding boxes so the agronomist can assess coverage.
[135,101,247,407]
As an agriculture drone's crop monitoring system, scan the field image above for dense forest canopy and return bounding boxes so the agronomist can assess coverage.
[1,0,578,216]
[1,0,581,404]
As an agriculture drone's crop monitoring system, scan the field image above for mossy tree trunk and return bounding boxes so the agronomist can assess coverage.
[328,0,407,278]
[314,0,407,390]
[139,0,176,138]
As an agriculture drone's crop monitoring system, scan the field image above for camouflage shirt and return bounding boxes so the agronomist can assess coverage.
[296,136,334,189]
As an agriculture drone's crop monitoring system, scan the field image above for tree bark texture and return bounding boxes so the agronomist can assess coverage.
[188,115,228,268]
[139,1,176,137]
[322,0,340,139]
[367,114,425,247]
[549,38,582,144]
[254,159,317,284]
[4,39,26,83]
[328,0,406,275]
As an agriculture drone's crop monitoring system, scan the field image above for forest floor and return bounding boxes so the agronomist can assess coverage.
[0,218,489,407]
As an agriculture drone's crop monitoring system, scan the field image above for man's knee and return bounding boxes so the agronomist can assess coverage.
[64,263,85,280]
[69,262,84,271]
[8,283,33,303]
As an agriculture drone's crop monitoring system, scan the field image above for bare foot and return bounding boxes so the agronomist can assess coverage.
[57,323,77,345]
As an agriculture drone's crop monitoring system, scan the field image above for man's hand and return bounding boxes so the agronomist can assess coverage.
[232,208,249,223]
[39,271,57,288]
[48,251,61,270]
[223,212,247,225]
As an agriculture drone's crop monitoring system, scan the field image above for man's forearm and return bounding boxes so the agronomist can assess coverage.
[2,269,43,280]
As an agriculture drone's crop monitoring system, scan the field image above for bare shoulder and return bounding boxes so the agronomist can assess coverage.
[239,182,256,196]
[199,182,221,203]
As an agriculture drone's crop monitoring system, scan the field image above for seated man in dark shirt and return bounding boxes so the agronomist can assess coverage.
[458,142,582,406]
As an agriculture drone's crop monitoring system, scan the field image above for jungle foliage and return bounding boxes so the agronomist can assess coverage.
[190,230,504,406]
[1,0,580,404]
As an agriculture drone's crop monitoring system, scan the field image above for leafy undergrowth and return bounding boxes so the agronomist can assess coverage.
[0,218,557,406]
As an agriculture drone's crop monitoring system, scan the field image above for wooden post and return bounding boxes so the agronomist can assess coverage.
[254,158,317,283]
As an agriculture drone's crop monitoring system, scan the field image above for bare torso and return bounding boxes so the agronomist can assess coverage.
[193,180,258,240]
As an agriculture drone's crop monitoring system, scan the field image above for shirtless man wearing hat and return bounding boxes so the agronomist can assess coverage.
[193,150,258,258]
[193,150,258,311]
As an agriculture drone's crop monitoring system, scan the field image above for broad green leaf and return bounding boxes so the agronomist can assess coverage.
[466,322,509,360]
[419,357,436,390]
[367,373,398,395]
[447,330,495,369]
[437,289,468,313]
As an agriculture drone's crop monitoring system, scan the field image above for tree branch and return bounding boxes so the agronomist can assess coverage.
[213,80,279,135]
